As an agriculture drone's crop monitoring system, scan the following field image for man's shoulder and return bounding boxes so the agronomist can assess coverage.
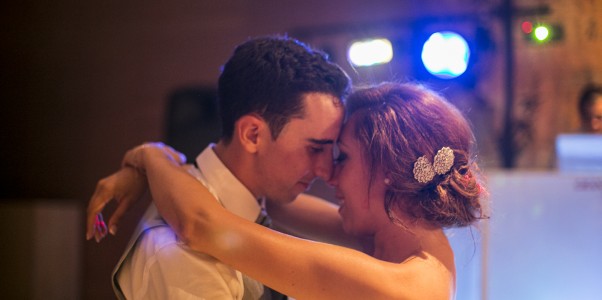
[115,226,246,300]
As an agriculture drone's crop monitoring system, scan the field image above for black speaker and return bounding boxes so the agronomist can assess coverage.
[164,86,222,163]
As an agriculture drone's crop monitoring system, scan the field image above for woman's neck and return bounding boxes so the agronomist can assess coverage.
[371,222,422,263]
[370,219,453,268]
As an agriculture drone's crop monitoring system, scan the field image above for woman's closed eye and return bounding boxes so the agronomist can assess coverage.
[334,152,347,164]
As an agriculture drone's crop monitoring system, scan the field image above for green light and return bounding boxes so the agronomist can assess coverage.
[534,25,550,41]
[523,22,563,44]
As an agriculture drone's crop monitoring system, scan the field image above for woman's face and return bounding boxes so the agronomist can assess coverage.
[329,115,388,236]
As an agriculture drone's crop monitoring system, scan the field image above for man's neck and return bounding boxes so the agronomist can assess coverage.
[213,140,262,200]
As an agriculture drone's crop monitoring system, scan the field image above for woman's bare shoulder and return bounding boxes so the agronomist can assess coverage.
[392,252,455,299]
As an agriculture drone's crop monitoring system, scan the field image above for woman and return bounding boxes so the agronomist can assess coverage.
[93,82,486,299]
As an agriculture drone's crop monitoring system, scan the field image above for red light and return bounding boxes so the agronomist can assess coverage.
[521,21,533,34]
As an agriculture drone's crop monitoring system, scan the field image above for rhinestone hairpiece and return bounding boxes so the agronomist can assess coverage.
[412,147,455,183]
[413,156,435,183]
[433,147,455,175]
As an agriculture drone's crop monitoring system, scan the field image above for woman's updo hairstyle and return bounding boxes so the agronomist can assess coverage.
[345,82,487,228]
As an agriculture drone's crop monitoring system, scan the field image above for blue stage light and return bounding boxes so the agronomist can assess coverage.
[348,38,393,67]
[420,31,470,79]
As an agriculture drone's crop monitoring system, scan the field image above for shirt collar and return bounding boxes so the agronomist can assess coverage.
[195,144,261,222]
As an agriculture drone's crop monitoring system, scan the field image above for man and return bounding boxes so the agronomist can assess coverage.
[86,36,350,299]
[578,83,602,133]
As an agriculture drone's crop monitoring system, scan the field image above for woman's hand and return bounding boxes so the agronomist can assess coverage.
[86,166,147,242]
[85,142,186,242]
[122,142,186,171]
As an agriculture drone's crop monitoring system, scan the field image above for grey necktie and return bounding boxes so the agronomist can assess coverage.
[255,208,272,228]
[254,206,288,300]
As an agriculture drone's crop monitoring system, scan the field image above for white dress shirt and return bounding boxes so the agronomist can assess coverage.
[113,144,267,300]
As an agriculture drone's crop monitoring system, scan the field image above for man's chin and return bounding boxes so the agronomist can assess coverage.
[266,194,296,205]
[297,181,310,191]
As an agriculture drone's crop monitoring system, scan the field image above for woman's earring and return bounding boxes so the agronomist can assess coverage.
[384,178,391,185]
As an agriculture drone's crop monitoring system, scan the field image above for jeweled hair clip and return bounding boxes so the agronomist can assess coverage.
[412,147,455,183]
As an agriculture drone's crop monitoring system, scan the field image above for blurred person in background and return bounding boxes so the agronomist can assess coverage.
[578,83,602,133]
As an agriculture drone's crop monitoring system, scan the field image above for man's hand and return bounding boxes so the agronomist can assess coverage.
[86,166,147,242]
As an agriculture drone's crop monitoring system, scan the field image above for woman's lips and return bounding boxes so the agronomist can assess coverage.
[335,194,345,212]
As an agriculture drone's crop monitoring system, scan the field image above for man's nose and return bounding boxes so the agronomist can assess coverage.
[314,153,334,182]
[327,163,340,187]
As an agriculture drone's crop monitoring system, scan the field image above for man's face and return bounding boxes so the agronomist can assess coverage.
[586,97,602,133]
[254,92,344,203]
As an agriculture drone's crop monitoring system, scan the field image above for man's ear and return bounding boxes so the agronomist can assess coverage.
[235,114,268,153]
